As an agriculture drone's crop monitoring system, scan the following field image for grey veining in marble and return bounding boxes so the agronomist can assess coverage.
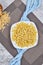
[0,43,13,65]
[0,0,15,10]
[33,0,43,24]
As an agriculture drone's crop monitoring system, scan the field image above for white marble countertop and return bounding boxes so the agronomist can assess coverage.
[0,0,15,10]
[0,43,13,65]
[0,0,43,65]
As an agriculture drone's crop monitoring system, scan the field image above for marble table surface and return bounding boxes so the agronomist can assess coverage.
[0,0,15,10]
[0,43,13,65]
[0,0,43,65]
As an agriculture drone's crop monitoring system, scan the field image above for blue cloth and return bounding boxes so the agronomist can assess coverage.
[10,0,41,65]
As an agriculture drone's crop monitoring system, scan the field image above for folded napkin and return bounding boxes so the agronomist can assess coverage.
[10,0,41,65]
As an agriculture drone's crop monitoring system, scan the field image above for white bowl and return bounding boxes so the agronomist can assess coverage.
[10,21,38,49]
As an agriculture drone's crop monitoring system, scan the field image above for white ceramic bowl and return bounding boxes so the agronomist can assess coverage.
[10,21,38,49]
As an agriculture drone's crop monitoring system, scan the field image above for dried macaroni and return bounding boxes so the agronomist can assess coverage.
[12,22,37,48]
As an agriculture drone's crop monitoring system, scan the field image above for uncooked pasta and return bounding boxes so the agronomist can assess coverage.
[0,12,10,31]
[12,22,37,48]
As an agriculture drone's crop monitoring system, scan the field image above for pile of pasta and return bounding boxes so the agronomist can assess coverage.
[0,12,10,31]
[0,4,10,31]
[12,22,37,48]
